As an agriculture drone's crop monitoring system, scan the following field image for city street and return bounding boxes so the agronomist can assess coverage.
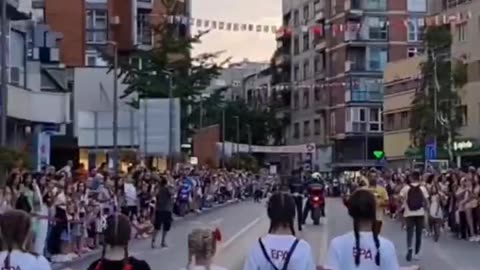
[58,199,480,270]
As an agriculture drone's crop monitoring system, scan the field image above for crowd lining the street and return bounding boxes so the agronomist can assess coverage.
[0,161,260,264]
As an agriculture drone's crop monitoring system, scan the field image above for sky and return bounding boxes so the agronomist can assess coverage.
[191,0,281,63]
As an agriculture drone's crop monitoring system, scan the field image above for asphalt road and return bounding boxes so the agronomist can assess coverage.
[59,198,480,270]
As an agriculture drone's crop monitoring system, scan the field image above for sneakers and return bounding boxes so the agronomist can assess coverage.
[406,249,421,261]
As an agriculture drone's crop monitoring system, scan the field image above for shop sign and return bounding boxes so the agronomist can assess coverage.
[454,140,473,151]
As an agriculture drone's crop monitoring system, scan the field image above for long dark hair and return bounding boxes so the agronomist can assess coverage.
[267,192,296,235]
[96,214,132,270]
[347,189,380,266]
[0,210,35,269]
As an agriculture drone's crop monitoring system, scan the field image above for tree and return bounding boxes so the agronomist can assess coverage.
[410,25,468,162]
[101,0,230,142]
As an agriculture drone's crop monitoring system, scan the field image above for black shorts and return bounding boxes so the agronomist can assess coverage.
[154,211,172,232]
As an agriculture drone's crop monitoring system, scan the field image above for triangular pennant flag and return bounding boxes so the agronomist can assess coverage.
[211,21,217,29]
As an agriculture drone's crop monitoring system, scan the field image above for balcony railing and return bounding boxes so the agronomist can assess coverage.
[346,90,383,102]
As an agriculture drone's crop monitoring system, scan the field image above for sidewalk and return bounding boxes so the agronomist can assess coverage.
[52,200,239,270]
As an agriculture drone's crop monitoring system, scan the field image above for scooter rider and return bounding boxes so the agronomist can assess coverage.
[302,172,325,225]
[288,169,305,231]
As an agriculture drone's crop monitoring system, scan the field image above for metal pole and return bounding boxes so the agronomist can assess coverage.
[112,43,119,174]
[168,74,173,168]
[235,116,240,168]
[143,99,148,156]
[247,124,252,153]
[199,98,203,129]
[0,0,8,147]
[221,108,225,168]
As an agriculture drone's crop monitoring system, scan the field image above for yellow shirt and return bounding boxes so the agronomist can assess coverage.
[368,186,389,221]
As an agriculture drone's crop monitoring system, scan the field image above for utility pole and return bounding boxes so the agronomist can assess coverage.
[167,72,173,168]
[0,0,8,147]
[221,108,225,168]
[199,98,203,129]
[110,41,119,175]
[234,116,240,168]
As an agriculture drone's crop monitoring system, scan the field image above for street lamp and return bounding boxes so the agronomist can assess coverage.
[0,0,8,146]
[105,41,119,175]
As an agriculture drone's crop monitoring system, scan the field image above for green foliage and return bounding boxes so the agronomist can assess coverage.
[100,0,230,140]
[409,25,468,157]
[225,153,259,171]
[0,147,32,185]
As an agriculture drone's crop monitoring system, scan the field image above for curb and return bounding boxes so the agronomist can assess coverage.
[52,200,239,270]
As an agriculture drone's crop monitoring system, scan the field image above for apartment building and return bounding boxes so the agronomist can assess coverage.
[319,0,427,171]
[436,0,480,164]
[243,67,272,110]
[32,0,190,66]
[383,57,423,168]
[276,0,330,171]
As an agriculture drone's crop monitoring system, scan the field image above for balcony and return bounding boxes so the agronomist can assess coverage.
[315,40,327,51]
[276,27,292,40]
[7,0,29,20]
[137,0,153,8]
[315,11,325,22]
[8,84,70,124]
[345,90,382,103]
[344,0,363,18]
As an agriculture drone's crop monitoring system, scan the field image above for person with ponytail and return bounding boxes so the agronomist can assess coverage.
[0,209,51,270]
[244,192,315,270]
[87,214,151,270]
[183,227,224,270]
[322,190,419,270]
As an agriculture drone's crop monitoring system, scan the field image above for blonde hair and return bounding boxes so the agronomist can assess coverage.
[186,228,217,270]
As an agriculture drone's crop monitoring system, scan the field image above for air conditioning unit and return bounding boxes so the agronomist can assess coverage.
[10,67,21,86]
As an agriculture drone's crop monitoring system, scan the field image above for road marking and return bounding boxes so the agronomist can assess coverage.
[317,219,330,266]
[221,217,261,248]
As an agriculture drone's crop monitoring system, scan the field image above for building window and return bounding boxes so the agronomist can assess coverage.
[293,122,300,138]
[303,4,310,20]
[330,111,336,133]
[457,23,467,42]
[304,121,311,137]
[407,47,424,58]
[386,114,394,131]
[86,55,96,66]
[303,32,309,51]
[293,91,299,109]
[293,35,300,55]
[303,89,310,108]
[137,9,153,45]
[314,0,323,12]
[400,111,409,129]
[407,18,425,42]
[407,0,426,12]
[314,55,323,73]
[314,119,321,135]
[366,0,387,10]
[86,9,108,44]
[303,60,310,79]
[294,64,300,81]
[369,108,381,131]
[367,17,388,40]
[314,86,321,101]
[368,47,388,71]
[294,10,300,26]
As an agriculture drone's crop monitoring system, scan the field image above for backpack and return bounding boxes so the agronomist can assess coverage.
[258,237,299,270]
[406,185,424,211]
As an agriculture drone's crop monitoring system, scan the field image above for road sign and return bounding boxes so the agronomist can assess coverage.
[425,139,437,160]
[373,150,385,160]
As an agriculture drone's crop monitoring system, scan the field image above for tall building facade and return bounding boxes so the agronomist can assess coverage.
[278,0,428,172]
[31,0,190,66]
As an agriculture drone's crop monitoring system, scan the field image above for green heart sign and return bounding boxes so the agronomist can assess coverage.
[373,150,385,160]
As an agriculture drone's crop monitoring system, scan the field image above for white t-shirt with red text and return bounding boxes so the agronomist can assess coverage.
[324,231,399,270]
[244,234,315,270]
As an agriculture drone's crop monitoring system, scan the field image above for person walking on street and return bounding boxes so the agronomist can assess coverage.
[151,177,174,248]
[399,170,429,262]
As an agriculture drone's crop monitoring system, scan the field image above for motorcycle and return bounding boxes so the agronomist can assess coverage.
[309,186,325,225]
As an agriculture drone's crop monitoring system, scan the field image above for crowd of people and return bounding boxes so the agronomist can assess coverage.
[0,160,258,266]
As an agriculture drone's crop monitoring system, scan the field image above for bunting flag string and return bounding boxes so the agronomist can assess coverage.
[147,11,472,36]
[249,79,383,91]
